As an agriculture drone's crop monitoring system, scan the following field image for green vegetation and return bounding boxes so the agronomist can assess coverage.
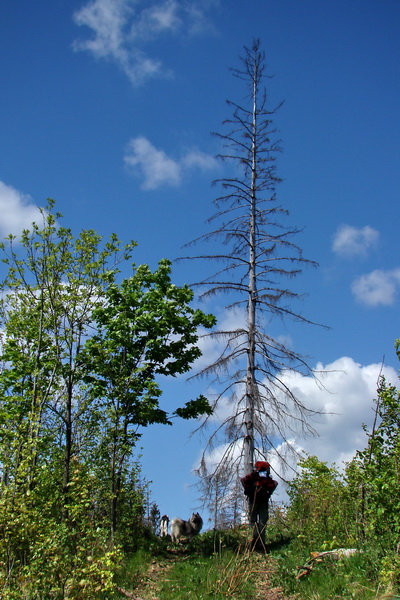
[114,518,400,600]
[115,530,258,600]
[280,342,400,594]
[0,202,215,599]
[271,540,385,600]
[268,367,400,599]
[0,201,399,599]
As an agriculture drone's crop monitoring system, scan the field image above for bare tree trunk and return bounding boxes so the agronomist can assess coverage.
[244,49,260,476]
[185,39,323,508]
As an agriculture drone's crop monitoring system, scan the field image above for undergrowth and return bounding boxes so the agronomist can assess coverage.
[156,550,255,600]
[116,526,400,600]
[269,536,400,600]
[116,529,258,599]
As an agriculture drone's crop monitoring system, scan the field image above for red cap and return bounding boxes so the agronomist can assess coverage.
[255,461,270,471]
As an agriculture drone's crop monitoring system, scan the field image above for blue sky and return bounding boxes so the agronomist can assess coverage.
[1,0,400,525]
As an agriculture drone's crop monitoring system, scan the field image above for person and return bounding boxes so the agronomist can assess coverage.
[241,460,278,551]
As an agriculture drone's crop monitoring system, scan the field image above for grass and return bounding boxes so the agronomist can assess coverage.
[115,527,400,600]
[269,537,399,600]
[116,529,258,599]
[157,551,255,600]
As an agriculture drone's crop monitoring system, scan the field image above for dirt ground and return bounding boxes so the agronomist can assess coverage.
[251,553,285,600]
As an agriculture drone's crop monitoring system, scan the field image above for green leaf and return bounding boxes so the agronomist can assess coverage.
[174,395,213,419]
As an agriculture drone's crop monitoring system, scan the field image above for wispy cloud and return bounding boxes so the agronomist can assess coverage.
[134,0,182,39]
[332,224,379,258]
[351,268,400,306]
[0,181,43,239]
[181,149,218,170]
[124,136,217,189]
[72,0,216,86]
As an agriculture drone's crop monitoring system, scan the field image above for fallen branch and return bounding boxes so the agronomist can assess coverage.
[295,548,359,579]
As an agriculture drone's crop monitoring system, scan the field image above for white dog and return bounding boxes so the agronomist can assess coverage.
[160,514,169,537]
[170,512,203,543]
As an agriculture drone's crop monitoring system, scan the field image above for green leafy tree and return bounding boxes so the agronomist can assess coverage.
[0,200,215,596]
[81,259,215,533]
[0,202,137,593]
[284,343,400,587]
[286,455,351,546]
[148,502,161,535]
[352,340,400,549]
[340,342,400,587]
[0,202,134,503]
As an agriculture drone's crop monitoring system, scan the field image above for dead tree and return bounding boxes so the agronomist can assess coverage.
[183,39,324,489]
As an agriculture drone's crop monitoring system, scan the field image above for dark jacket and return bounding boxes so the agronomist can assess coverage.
[241,471,278,504]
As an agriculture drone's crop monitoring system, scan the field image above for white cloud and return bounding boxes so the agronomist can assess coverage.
[124,136,217,189]
[269,357,398,501]
[192,310,398,470]
[351,268,400,306]
[197,355,399,503]
[332,224,379,258]
[73,0,216,86]
[181,149,218,170]
[73,0,131,59]
[279,356,397,464]
[124,136,181,189]
[0,181,43,239]
[73,0,163,85]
